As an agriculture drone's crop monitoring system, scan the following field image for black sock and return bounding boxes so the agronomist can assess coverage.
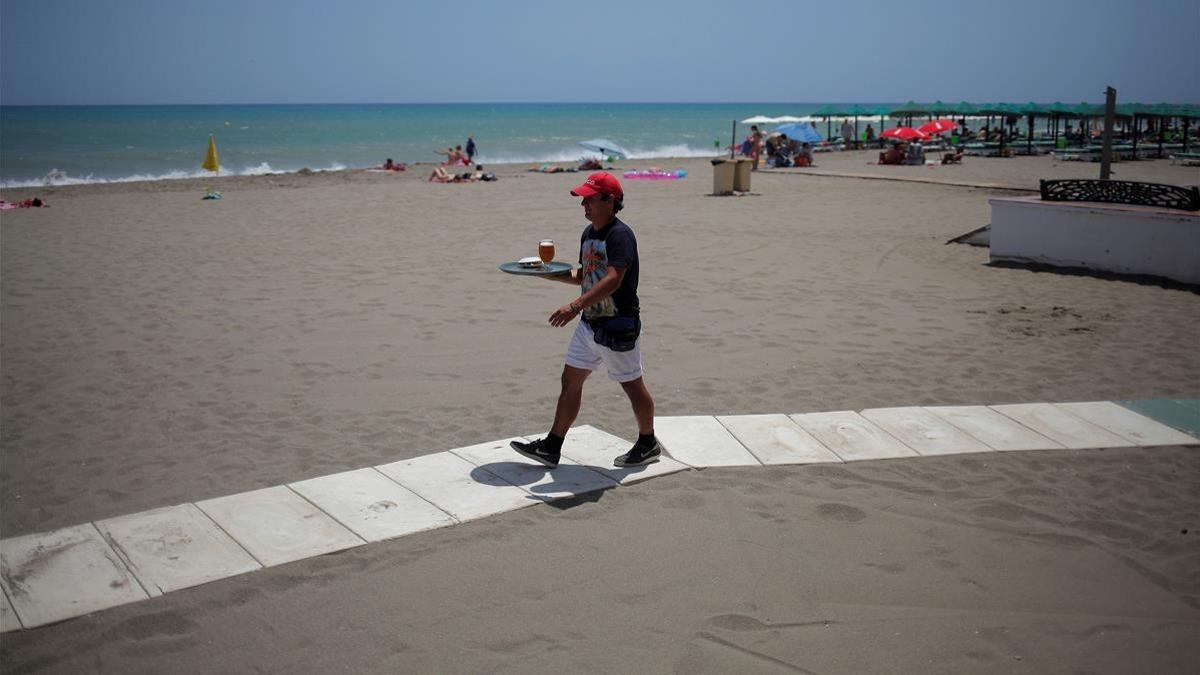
[544,432,564,453]
[637,433,656,448]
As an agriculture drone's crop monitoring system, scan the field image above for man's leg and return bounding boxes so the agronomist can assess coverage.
[550,365,591,437]
[618,376,654,435]
[614,376,660,466]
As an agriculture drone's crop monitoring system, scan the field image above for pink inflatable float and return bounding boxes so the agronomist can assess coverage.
[622,169,687,180]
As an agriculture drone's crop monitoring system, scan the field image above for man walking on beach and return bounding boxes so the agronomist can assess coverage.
[466,135,476,162]
[511,172,661,469]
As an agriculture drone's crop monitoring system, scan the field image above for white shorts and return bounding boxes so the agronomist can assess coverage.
[565,320,644,382]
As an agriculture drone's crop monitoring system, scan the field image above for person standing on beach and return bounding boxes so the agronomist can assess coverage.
[466,135,476,162]
[750,125,764,171]
[841,119,855,150]
[511,171,661,469]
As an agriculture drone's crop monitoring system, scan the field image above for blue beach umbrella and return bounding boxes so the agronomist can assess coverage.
[773,122,822,144]
[578,139,629,160]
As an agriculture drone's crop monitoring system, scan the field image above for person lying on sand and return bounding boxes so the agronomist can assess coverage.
[378,158,406,171]
[530,164,576,173]
[429,166,455,182]
[0,197,47,209]
[941,148,964,164]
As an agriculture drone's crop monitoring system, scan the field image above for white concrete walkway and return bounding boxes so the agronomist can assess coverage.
[1,401,1195,631]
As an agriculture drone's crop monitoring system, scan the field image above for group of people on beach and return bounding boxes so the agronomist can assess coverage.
[435,136,476,166]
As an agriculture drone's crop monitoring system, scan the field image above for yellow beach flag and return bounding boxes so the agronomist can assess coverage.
[202,134,220,172]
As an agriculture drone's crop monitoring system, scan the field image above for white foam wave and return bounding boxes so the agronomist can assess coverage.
[477,144,719,166]
[0,162,351,188]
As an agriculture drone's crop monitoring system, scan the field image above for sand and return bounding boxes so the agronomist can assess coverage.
[2,151,1199,671]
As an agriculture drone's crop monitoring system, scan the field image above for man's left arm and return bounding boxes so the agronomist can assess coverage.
[549,265,625,327]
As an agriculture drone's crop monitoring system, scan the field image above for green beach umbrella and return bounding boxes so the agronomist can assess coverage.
[812,104,843,140]
[846,104,873,142]
[888,101,928,126]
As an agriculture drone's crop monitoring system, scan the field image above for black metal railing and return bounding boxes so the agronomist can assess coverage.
[1040,179,1200,211]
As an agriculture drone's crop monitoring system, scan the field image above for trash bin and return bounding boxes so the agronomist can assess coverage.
[711,159,735,195]
[733,158,752,192]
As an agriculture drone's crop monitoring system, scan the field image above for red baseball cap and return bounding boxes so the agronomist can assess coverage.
[570,171,623,200]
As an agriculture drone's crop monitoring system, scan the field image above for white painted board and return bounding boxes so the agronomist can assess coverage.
[376,451,537,522]
[789,411,919,461]
[924,405,1063,451]
[716,414,842,465]
[653,416,762,467]
[0,524,148,628]
[860,407,994,456]
[450,436,619,500]
[196,486,365,567]
[991,403,1131,449]
[1055,401,1199,447]
[558,425,690,484]
[96,504,261,596]
[289,468,457,542]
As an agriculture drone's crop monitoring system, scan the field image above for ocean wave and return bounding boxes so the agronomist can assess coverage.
[0,162,350,188]
[477,143,720,166]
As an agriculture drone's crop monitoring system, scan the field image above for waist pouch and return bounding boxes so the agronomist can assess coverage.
[589,316,641,352]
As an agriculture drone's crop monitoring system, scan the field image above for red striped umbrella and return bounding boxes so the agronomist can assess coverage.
[881,127,932,142]
[918,119,957,135]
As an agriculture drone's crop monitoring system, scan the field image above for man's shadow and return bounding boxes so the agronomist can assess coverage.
[468,459,652,510]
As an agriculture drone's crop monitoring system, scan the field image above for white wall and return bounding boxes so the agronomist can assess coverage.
[989,197,1200,285]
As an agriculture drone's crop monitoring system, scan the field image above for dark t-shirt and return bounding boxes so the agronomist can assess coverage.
[578,217,639,321]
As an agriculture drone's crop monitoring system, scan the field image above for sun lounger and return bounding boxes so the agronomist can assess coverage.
[1170,152,1200,166]
[962,142,1000,157]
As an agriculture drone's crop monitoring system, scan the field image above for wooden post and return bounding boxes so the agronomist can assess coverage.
[730,120,736,159]
[1100,86,1116,180]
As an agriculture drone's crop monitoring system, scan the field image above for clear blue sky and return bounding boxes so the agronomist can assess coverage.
[2,0,1197,105]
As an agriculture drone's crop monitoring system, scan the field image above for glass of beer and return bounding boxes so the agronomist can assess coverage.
[538,239,555,266]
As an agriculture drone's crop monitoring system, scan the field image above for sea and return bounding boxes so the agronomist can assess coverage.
[0,103,893,188]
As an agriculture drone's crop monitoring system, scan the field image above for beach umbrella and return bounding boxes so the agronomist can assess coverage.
[202,134,220,173]
[888,101,928,126]
[578,139,629,160]
[774,115,805,123]
[869,105,890,140]
[774,122,823,144]
[741,116,778,125]
[846,104,873,144]
[811,105,843,140]
[917,119,956,135]
[881,127,931,142]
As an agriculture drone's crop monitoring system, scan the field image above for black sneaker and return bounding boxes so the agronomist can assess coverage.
[615,440,662,467]
[510,438,559,468]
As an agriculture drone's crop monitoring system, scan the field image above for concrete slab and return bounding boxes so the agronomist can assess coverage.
[0,524,148,629]
[558,425,690,484]
[196,486,365,567]
[95,504,261,596]
[789,411,919,461]
[860,407,994,456]
[924,405,1064,451]
[289,468,457,542]
[375,451,537,522]
[1056,401,1200,447]
[1,588,22,632]
[450,437,619,500]
[716,414,842,465]
[653,416,762,467]
[990,403,1131,449]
